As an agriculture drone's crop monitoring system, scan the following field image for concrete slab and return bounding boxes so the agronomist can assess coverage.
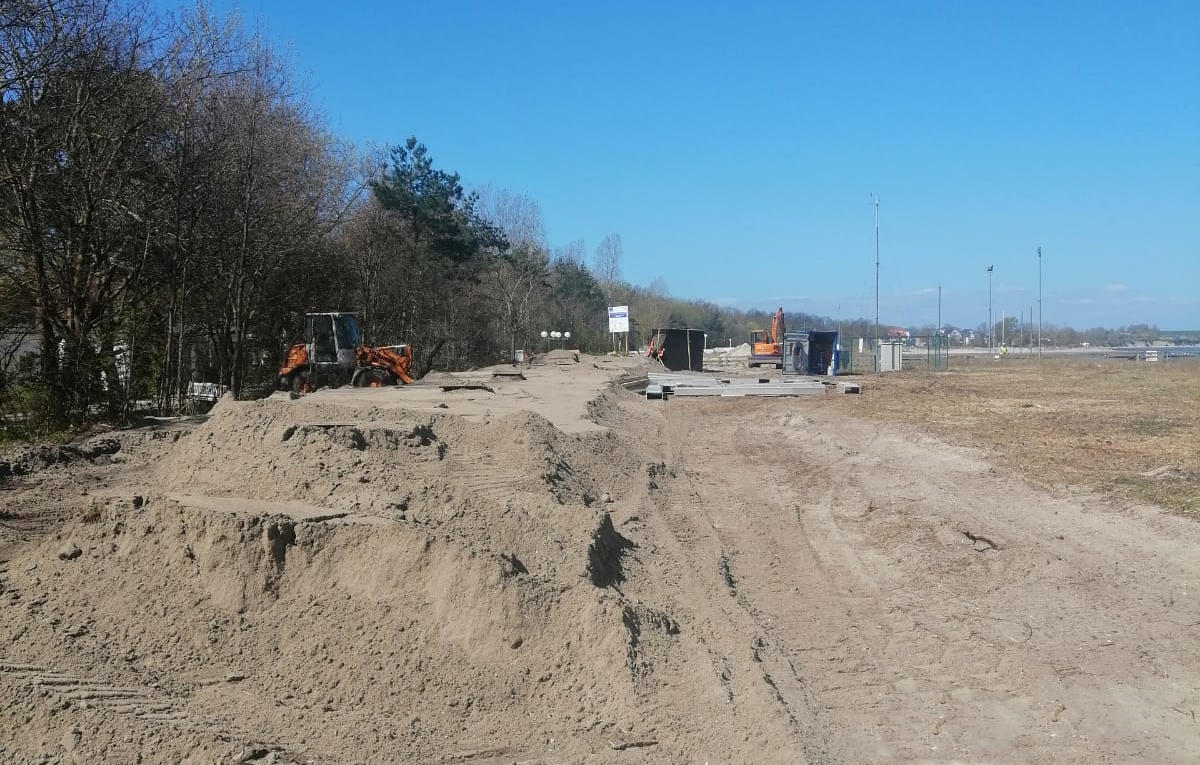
[672,384,824,397]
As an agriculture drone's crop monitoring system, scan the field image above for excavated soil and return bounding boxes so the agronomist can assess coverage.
[1,357,1198,764]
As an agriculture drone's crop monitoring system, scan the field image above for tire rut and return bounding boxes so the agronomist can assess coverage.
[0,658,304,758]
[633,403,838,764]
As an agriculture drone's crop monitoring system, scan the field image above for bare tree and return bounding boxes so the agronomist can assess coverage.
[554,238,586,264]
[592,233,623,288]
[472,187,551,359]
[174,27,351,397]
[474,186,544,249]
[338,195,404,345]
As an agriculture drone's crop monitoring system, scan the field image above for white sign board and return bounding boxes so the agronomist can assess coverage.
[608,305,629,333]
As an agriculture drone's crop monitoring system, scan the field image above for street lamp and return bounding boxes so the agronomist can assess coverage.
[1037,247,1043,359]
[873,195,880,351]
[986,264,994,349]
[544,330,570,349]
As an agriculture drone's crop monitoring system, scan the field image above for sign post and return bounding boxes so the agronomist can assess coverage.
[608,306,630,355]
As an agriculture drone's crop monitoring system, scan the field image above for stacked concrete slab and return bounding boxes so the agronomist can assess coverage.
[645,373,825,398]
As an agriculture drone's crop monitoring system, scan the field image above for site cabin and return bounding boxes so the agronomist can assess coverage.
[648,328,706,372]
[782,331,840,376]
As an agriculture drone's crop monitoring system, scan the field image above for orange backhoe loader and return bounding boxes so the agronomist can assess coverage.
[278,312,414,394]
[748,307,786,368]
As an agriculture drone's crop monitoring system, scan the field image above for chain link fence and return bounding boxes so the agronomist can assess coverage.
[838,336,951,374]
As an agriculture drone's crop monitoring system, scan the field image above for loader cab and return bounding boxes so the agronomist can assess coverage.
[307,312,360,370]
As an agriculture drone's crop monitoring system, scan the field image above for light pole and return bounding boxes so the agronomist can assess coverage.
[873,195,880,351]
[545,330,570,349]
[937,284,942,337]
[987,264,994,348]
[1037,247,1043,359]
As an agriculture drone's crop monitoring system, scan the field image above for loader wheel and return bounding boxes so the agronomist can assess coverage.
[352,368,391,388]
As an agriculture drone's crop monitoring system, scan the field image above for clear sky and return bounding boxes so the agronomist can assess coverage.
[169,1,1198,331]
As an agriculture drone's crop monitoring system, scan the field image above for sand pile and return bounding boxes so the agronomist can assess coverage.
[0,388,676,764]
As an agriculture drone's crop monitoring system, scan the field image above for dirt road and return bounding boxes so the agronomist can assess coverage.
[626,396,1200,763]
[1,361,1197,764]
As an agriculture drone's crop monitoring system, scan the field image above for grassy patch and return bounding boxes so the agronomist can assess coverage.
[823,356,1200,518]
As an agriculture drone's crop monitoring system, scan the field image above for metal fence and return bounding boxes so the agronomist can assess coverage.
[838,336,950,374]
[702,336,955,375]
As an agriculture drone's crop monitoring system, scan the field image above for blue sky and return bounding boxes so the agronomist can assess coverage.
[172,1,1197,330]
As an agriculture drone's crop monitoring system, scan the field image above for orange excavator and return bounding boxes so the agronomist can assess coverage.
[278,312,415,393]
[748,307,786,368]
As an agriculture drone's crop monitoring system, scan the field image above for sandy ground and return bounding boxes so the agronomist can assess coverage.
[1,353,1197,764]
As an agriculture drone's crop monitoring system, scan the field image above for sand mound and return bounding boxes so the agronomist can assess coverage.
[0,436,121,480]
[1,495,643,762]
[153,395,644,525]
[0,389,667,763]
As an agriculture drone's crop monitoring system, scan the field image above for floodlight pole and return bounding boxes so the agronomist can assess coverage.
[987,265,993,349]
[1037,247,1043,359]
[873,195,880,352]
[937,284,942,336]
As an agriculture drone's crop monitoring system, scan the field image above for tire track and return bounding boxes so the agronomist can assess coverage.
[0,658,311,760]
[629,401,838,764]
[753,409,1116,763]
[0,659,186,723]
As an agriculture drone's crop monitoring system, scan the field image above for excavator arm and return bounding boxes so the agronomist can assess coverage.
[769,308,785,345]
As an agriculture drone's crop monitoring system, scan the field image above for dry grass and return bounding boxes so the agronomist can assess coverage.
[827,356,1200,518]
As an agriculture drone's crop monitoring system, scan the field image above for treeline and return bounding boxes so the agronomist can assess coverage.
[0,0,808,432]
[1,0,353,429]
[13,2,1156,437]
[923,320,1171,347]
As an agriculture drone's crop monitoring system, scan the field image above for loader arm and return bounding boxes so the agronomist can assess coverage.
[354,344,415,385]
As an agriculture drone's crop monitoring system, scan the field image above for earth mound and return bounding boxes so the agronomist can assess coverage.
[0,386,673,764]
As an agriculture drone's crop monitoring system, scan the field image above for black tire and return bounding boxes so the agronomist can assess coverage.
[352,368,392,388]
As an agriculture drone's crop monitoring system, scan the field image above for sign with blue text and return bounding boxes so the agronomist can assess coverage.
[608,306,629,334]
